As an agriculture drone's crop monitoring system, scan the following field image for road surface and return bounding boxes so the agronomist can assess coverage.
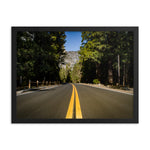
[16,83,133,119]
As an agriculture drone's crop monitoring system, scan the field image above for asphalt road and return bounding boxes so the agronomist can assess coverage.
[16,83,133,119]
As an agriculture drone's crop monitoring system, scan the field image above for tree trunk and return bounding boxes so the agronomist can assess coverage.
[20,76,22,87]
[123,63,125,86]
[96,63,101,81]
[108,60,113,84]
[118,54,120,85]
[125,64,128,86]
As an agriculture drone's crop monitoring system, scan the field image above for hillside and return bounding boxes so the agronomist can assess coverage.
[60,51,79,69]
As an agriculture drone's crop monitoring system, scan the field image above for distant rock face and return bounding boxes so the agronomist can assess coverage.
[60,51,79,69]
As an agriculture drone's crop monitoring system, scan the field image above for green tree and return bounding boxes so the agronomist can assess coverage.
[59,67,67,83]
[79,31,134,87]
[71,62,82,83]
[17,31,36,86]
[59,63,71,83]
[17,31,66,87]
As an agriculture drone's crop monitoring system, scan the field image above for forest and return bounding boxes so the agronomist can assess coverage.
[17,31,66,88]
[16,31,134,89]
[78,31,134,87]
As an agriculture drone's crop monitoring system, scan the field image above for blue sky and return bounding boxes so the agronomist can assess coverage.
[64,31,82,51]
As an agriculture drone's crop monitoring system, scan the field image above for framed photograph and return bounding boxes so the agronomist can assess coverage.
[12,27,138,123]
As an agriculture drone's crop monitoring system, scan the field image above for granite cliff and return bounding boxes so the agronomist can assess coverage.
[60,51,79,69]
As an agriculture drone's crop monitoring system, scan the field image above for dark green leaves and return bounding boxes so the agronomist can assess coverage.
[17,31,66,86]
[79,31,134,86]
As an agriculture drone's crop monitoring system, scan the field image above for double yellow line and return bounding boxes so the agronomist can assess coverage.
[66,84,82,119]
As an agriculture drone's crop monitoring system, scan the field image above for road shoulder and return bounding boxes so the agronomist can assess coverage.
[16,85,62,96]
[78,83,133,95]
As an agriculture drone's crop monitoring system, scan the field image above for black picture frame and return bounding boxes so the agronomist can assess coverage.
[12,26,138,123]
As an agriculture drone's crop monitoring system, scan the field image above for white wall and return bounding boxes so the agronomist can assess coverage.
[0,0,149,150]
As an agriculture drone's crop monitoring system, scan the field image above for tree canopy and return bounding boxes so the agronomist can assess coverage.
[79,31,134,87]
[17,30,134,88]
[17,31,66,87]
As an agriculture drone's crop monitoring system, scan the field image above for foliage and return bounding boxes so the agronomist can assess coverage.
[17,30,134,88]
[17,31,66,86]
[71,62,82,83]
[59,67,67,83]
[79,31,134,87]
[59,64,71,83]
[93,79,100,84]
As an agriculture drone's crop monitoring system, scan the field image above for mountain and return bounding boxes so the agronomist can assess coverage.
[60,51,79,69]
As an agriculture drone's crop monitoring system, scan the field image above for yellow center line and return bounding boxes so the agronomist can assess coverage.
[66,84,74,119]
[66,84,82,119]
[72,84,83,119]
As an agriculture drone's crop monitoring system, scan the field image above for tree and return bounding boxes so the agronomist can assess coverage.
[71,62,82,83]
[59,63,71,83]
[79,31,134,87]
[17,31,66,87]
[17,31,36,86]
